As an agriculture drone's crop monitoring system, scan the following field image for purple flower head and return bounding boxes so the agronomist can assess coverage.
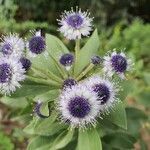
[58,8,93,40]
[111,54,127,73]
[59,53,74,67]
[0,63,12,83]
[58,84,100,128]
[20,57,31,71]
[91,55,102,65]
[67,14,83,29]
[1,43,12,55]
[63,78,77,89]
[92,83,110,104]
[29,36,45,54]
[68,96,91,118]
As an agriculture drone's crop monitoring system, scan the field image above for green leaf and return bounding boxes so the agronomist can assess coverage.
[9,79,53,98]
[78,128,102,150]
[27,136,54,150]
[50,129,74,150]
[24,112,67,136]
[102,132,136,150]
[0,96,27,108]
[74,29,100,76]
[126,107,148,138]
[104,102,127,129]
[33,89,60,102]
[46,33,69,76]
[135,88,150,107]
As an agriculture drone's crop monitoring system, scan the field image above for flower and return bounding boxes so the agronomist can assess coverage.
[0,57,26,95]
[1,33,25,58]
[103,51,133,79]
[91,55,102,65]
[20,57,31,71]
[63,78,77,89]
[84,75,119,112]
[58,8,93,40]
[58,84,100,128]
[59,53,74,70]
[28,31,45,55]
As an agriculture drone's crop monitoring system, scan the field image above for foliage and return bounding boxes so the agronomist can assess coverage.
[0,130,14,150]
[0,1,149,149]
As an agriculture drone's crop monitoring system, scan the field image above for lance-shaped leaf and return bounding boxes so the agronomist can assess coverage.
[104,102,127,129]
[77,128,102,150]
[74,29,100,77]
[50,129,74,150]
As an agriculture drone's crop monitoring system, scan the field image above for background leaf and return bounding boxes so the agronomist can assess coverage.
[78,128,102,150]
[103,102,127,129]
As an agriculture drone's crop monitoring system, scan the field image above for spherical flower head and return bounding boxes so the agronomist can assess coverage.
[58,8,93,40]
[1,34,25,58]
[103,51,133,79]
[59,53,74,70]
[20,57,31,71]
[0,57,26,95]
[29,36,45,54]
[84,75,119,112]
[58,84,100,128]
[63,78,77,89]
[91,55,102,65]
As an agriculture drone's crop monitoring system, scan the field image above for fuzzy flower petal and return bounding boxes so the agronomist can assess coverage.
[58,84,100,128]
[0,57,26,95]
[1,33,25,58]
[103,51,133,79]
[58,8,93,40]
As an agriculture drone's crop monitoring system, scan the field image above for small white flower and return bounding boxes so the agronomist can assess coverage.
[84,75,120,113]
[103,51,133,79]
[1,33,25,58]
[0,57,26,95]
[58,8,93,40]
[58,84,100,128]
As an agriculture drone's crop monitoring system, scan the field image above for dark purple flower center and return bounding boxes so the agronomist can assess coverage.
[0,63,12,83]
[63,78,77,89]
[91,56,102,65]
[68,96,91,118]
[20,57,31,71]
[93,84,110,104]
[67,14,83,29]
[111,54,127,73]
[1,43,12,55]
[59,53,74,66]
[29,36,45,54]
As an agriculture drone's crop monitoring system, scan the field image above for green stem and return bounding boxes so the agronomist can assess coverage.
[75,39,80,62]
[76,63,94,81]
[74,39,80,75]
[26,75,61,87]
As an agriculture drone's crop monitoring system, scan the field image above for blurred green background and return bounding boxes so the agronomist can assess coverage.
[0,0,149,149]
